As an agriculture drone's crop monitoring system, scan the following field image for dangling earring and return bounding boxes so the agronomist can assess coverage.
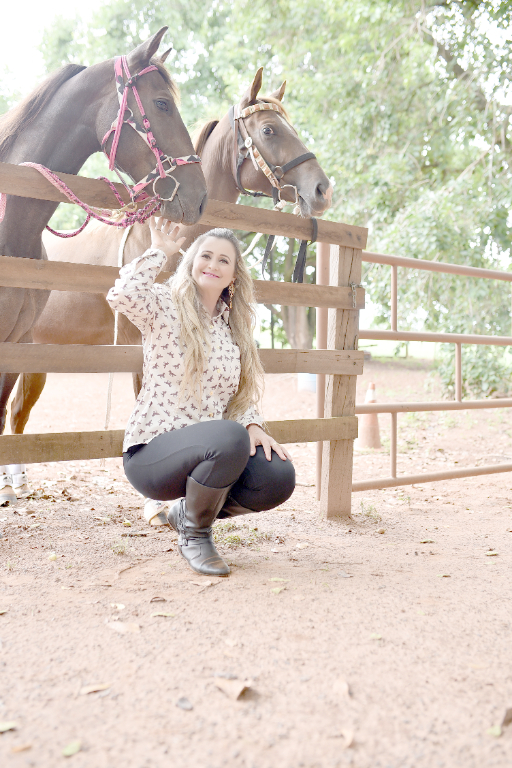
[228,281,235,310]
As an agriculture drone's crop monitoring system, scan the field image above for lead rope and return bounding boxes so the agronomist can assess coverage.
[101,225,132,468]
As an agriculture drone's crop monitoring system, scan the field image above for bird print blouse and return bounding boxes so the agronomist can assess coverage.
[106,248,264,452]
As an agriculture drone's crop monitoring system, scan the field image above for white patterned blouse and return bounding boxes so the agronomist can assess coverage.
[106,248,264,452]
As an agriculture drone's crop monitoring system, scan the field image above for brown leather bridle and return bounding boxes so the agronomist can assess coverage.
[229,101,318,282]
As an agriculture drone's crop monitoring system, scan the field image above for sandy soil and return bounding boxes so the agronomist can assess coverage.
[1,359,512,767]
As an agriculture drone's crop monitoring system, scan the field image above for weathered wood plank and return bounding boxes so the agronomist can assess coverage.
[0,343,364,375]
[199,199,368,248]
[258,349,363,375]
[0,418,358,463]
[0,162,368,248]
[320,245,363,519]
[0,255,364,309]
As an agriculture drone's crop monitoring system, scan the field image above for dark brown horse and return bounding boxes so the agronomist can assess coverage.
[0,26,208,500]
[6,69,331,498]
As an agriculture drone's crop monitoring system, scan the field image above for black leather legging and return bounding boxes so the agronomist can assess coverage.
[123,420,295,512]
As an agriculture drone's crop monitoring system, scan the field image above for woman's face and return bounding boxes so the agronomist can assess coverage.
[191,236,237,297]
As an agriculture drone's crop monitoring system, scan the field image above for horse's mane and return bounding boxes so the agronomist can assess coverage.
[192,95,290,156]
[0,64,86,160]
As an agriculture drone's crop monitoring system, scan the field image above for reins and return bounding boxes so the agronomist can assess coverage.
[0,55,202,236]
[229,101,318,282]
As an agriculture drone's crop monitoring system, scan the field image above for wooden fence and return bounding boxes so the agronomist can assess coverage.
[0,161,367,518]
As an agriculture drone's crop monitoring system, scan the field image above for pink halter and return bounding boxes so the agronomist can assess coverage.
[101,55,201,203]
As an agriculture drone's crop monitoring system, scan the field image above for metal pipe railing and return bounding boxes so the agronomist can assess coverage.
[363,250,512,282]
[359,329,512,346]
[316,242,330,499]
[356,398,512,414]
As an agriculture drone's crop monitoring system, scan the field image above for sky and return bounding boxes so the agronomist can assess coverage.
[0,0,103,95]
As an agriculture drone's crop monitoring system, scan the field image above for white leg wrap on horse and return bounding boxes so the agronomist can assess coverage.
[7,464,28,493]
[0,471,17,505]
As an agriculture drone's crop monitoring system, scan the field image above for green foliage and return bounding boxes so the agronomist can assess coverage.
[437,344,512,399]
[37,0,512,391]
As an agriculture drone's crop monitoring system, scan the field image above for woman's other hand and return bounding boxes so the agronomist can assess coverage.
[246,424,293,462]
[149,216,186,265]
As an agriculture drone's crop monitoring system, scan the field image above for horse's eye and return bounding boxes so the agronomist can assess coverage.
[262,125,274,136]
[155,100,169,112]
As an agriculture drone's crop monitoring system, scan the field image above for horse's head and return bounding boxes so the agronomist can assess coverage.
[98,28,207,224]
[234,69,332,217]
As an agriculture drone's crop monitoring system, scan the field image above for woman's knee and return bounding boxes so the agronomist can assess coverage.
[271,456,296,503]
[209,420,250,462]
[233,449,296,511]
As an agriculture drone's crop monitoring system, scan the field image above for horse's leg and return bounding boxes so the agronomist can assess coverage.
[0,372,20,505]
[9,371,47,495]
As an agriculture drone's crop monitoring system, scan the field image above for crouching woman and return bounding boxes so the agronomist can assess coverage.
[106,217,295,577]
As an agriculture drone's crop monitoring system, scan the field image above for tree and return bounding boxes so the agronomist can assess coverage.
[38,1,512,386]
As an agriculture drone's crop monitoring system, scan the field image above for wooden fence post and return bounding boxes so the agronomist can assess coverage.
[320,245,362,519]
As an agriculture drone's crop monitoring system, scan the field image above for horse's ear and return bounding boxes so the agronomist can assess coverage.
[159,47,173,63]
[270,81,286,102]
[239,67,264,108]
[127,27,168,69]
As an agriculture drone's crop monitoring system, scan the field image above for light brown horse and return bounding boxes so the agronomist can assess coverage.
[8,69,331,494]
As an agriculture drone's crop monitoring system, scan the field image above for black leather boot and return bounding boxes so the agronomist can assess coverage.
[167,476,232,576]
[216,496,256,519]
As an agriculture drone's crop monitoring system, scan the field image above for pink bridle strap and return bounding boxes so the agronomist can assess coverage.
[101,55,201,201]
[0,54,202,236]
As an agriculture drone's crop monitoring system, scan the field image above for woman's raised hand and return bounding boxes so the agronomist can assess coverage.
[149,216,186,263]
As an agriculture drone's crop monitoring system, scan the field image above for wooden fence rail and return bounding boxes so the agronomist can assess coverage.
[0,162,367,248]
[0,161,368,518]
[0,256,365,309]
[0,418,358,464]
[0,343,364,375]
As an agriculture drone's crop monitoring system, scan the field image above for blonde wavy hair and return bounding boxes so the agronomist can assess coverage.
[169,229,264,420]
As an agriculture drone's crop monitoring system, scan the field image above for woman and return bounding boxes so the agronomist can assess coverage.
[107,217,295,577]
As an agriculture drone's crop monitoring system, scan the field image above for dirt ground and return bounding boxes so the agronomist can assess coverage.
[1,358,512,767]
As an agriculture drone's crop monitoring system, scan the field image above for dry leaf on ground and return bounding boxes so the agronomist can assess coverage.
[420,539,435,544]
[79,683,111,695]
[214,678,252,700]
[341,728,355,748]
[0,721,18,733]
[176,697,193,711]
[151,612,175,618]
[486,551,499,556]
[0,609,8,615]
[370,633,382,640]
[62,740,82,757]
[188,579,213,587]
[487,724,502,738]
[296,542,310,550]
[106,622,140,634]
[271,587,286,594]
[11,744,32,753]
[269,577,289,582]
[333,679,351,698]
[149,596,166,602]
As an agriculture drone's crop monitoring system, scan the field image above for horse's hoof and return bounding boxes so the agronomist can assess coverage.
[144,498,169,526]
